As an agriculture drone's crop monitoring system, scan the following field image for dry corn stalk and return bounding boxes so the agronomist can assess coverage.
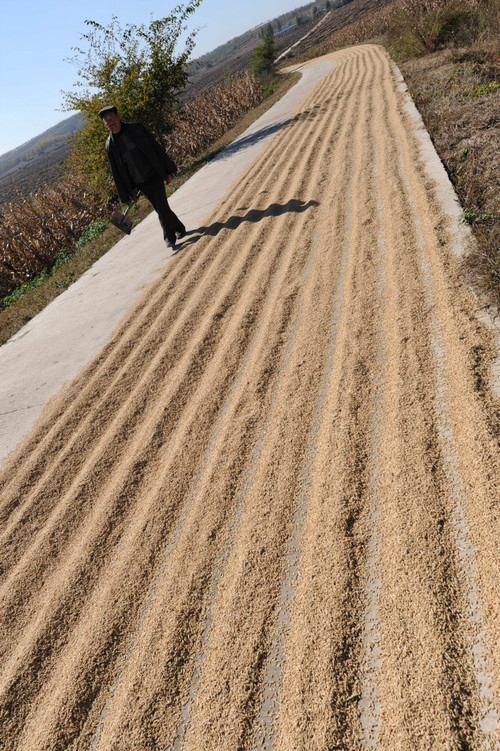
[0,176,105,298]
[169,71,262,159]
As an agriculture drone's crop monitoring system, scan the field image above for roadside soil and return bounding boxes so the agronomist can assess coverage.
[400,47,500,304]
[2,44,500,750]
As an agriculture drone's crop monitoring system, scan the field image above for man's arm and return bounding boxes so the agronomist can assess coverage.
[105,141,133,203]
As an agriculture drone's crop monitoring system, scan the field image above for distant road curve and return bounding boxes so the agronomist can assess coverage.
[276,8,331,62]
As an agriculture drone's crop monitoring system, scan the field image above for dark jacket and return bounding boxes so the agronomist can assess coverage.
[105,122,177,203]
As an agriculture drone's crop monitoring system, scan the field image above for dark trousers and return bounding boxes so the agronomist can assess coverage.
[138,175,184,242]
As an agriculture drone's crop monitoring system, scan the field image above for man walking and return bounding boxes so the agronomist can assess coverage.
[99,105,185,249]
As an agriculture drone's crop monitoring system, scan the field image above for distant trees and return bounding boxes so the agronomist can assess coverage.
[251,36,277,79]
[259,22,275,40]
[62,2,202,196]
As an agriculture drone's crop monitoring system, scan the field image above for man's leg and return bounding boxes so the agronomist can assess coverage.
[139,176,184,246]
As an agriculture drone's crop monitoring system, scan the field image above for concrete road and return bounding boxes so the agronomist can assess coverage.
[0,60,333,464]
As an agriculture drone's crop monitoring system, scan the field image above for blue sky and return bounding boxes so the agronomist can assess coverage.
[0,0,305,156]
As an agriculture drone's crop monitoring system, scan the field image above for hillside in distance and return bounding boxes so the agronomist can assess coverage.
[0,113,83,204]
[185,0,328,99]
[185,0,394,98]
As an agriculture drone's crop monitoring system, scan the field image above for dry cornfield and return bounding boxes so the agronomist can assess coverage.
[169,71,263,160]
[0,177,105,299]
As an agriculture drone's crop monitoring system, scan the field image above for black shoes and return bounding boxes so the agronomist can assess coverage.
[176,226,186,239]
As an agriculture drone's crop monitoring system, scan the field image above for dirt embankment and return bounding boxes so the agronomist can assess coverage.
[1,44,500,750]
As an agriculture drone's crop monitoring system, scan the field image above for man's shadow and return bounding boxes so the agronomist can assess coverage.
[174,198,319,252]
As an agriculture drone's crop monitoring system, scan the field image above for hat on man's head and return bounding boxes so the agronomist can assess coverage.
[98,105,118,118]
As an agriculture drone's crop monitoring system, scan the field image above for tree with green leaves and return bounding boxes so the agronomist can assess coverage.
[259,22,275,40]
[62,2,201,197]
[250,36,277,79]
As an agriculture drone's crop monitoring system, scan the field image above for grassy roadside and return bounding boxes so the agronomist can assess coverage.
[399,48,500,304]
[0,71,300,347]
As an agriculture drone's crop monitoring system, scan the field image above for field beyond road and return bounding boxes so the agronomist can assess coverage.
[2,44,500,749]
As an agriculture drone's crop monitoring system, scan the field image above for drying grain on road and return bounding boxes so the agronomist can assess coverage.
[2,44,500,750]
